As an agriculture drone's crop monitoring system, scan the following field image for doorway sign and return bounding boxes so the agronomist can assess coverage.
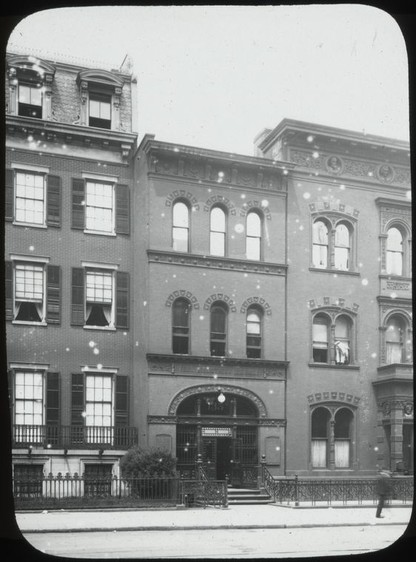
[201,427,232,437]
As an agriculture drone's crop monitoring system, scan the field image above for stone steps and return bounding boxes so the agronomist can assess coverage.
[227,487,272,505]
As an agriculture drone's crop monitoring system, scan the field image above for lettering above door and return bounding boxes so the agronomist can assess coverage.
[202,427,232,437]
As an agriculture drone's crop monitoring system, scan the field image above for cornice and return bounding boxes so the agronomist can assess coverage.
[140,137,295,172]
[6,115,137,160]
[147,249,287,276]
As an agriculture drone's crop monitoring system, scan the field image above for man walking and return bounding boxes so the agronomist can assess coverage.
[376,468,392,518]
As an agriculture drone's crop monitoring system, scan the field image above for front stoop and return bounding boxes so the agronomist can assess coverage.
[228,487,272,505]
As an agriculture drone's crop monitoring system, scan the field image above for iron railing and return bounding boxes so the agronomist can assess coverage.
[12,425,138,449]
[13,473,228,509]
[262,467,414,506]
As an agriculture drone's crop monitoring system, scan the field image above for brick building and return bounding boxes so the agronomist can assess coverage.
[5,51,413,487]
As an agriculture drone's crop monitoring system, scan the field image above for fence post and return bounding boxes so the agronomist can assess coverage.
[294,474,299,506]
[196,453,203,480]
[258,454,266,489]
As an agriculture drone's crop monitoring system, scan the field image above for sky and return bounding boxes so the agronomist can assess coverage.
[6,4,410,155]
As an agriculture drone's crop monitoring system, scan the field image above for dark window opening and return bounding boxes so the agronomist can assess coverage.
[172,299,190,354]
[210,304,227,357]
[85,303,110,327]
[15,301,42,322]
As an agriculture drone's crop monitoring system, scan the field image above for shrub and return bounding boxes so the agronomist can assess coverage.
[120,446,177,478]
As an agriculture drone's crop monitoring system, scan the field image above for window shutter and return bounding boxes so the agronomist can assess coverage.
[71,178,85,229]
[71,268,85,326]
[5,261,13,321]
[116,271,129,329]
[71,373,85,426]
[46,265,61,324]
[115,184,130,235]
[5,169,14,221]
[115,375,129,427]
[46,372,60,426]
[47,175,62,227]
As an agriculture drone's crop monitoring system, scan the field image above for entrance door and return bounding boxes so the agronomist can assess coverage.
[216,437,232,480]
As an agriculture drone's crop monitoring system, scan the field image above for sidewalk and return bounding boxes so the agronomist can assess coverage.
[16,502,413,534]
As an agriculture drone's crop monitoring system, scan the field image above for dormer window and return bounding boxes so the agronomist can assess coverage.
[89,92,112,129]
[7,55,55,120]
[77,69,124,131]
[18,83,43,118]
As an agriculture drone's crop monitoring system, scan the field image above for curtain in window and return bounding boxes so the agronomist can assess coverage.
[173,202,189,252]
[210,207,226,256]
[312,315,329,362]
[312,221,328,268]
[386,227,403,275]
[334,440,350,467]
[386,317,404,363]
[334,316,351,364]
[311,439,327,467]
[334,223,350,270]
[246,212,261,260]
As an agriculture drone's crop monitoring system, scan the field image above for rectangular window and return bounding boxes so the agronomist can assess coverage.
[85,269,114,327]
[14,262,45,323]
[18,84,42,118]
[85,181,114,233]
[14,371,44,443]
[14,464,44,498]
[85,374,114,444]
[89,93,111,129]
[15,171,45,225]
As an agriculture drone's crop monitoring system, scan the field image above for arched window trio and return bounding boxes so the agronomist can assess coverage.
[172,200,263,260]
[171,297,264,359]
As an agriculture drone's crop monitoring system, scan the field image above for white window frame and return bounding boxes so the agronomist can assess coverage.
[11,363,49,444]
[82,261,118,331]
[82,173,118,236]
[82,367,116,445]
[11,164,50,228]
[10,255,49,326]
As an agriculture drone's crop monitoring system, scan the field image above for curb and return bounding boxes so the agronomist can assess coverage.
[21,521,409,534]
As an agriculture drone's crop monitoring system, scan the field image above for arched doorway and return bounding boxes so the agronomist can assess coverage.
[175,389,260,487]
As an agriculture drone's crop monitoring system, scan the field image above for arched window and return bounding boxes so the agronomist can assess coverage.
[210,206,226,256]
[246,211,262,260]
[385,315,411,364]
[386,227,403,276]
[334,223,351,271]
[334,408,353,468]
[210,302,228,357]
[172,201,189,252]
[334,315,352,365]
[246,306,263,358]
[312,220,329,268]
[311,407,330,468]
[172,298,191,354]
[312,314,330,363]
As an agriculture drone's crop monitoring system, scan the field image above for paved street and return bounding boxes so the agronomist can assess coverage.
[24,525,409,559]
[15,503,413,558]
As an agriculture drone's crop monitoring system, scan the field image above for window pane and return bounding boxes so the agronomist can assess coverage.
[173,202,189,228]
[210,232,225,256]
[311,440,327,467]
[386,251,403,276]
[247,213,261,236]
[173,300,189,327]
[210,207,225,232]
[173,227,188,252]
[334,247,349,270]
[335,224,350,247]
[335,316,349,339]
[246,237,260,260]
[387,228,403,251]
[334,440,350,467]
[386,318,403,343]
[313,221,328,244]
[85,182,114,232]
[211,307,226,333]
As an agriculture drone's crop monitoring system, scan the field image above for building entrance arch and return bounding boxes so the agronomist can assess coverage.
[174,387,263,487]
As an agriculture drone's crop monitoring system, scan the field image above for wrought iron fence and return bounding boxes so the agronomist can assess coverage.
[13,473,228,509]
[262,468,414,506]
